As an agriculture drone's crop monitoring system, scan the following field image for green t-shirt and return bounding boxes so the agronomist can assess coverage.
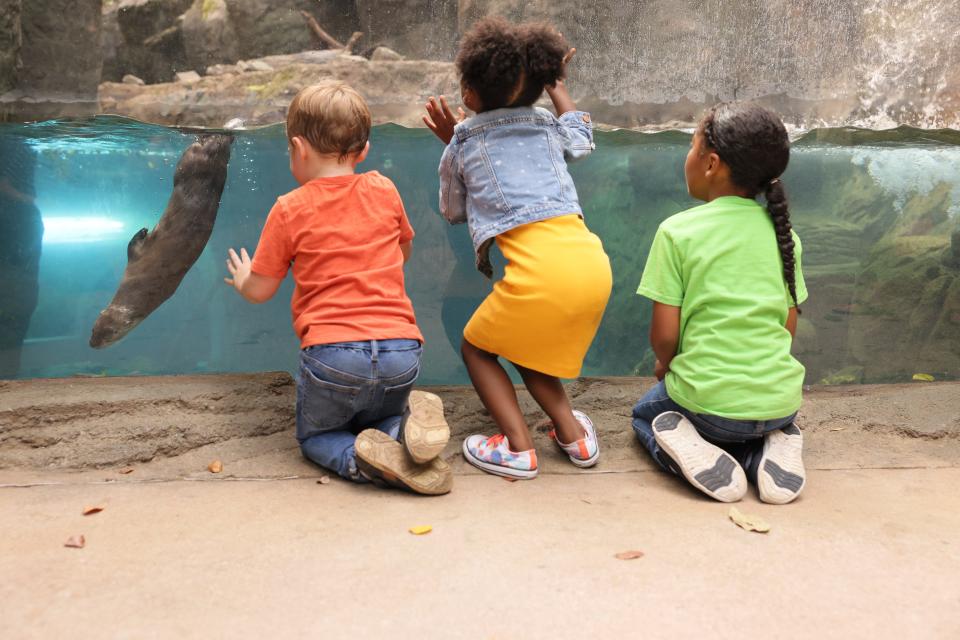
[637,196,808,420]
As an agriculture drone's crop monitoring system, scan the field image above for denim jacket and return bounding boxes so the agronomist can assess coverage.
[438,106,595,277]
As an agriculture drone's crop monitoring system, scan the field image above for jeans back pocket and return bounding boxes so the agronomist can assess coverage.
[296,361,363,440]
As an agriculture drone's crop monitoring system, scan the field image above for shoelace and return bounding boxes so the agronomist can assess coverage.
[485,433,506,448]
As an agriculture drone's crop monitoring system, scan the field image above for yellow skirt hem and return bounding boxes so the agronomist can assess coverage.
[462,329,582,380]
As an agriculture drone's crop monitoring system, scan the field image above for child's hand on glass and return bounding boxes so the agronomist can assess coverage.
[224,247,252,292]
[423,96,466,145]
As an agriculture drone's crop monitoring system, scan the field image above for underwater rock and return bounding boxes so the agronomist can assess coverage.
[90,133,233,349]
[0,136,42,378]
[948,228,960,269]
[819,366,865,386]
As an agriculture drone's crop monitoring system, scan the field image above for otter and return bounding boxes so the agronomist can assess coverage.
[89,133,233,348]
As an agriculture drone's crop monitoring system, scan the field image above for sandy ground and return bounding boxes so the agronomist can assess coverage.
[1,374,959,638]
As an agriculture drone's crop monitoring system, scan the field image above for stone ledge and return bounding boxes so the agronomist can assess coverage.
[1,373,958,480]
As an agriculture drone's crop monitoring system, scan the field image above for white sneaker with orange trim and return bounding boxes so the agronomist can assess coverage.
[550,410,600,468]
[462,433,538,480]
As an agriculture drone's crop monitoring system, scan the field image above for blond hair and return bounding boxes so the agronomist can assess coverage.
[286,81,371,158]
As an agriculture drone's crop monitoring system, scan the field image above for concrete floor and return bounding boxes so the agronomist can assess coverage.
[2,468,959,639]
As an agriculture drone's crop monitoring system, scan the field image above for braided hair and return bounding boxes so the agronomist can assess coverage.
[701,102,801,311]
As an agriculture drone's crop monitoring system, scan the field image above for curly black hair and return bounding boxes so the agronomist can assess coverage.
[700,102,801,312]
[456,17,568,110]
[515,22,567,106]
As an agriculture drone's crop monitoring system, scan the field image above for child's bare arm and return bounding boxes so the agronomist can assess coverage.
[225,247,283,304]
[650,302,681,379]
[545,48,577,116]
[785,307,798,339]
[545,80,576,116]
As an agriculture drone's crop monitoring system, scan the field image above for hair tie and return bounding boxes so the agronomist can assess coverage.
[769,178,781,186]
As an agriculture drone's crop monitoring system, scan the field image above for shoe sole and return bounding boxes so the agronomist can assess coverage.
[567,448,599,468]
[461,439,538,480]
[355,430,452,495]
[757,424,806,504]
[652,412,747,503]
[403,391,451,464]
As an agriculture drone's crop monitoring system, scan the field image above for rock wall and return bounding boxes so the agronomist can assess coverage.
[453,0,960,129]
[1,0,102,119]
[5,0,960,126]
[103,0,359,83]
[0,0,20,95]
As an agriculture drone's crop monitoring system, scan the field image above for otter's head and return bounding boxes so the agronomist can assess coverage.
[89,305,141,349]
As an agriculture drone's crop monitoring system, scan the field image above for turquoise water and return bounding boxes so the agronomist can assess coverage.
[1,117,958,384]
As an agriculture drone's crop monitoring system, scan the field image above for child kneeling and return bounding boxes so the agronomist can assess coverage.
[633,102,807,505]
[226,81,452,495]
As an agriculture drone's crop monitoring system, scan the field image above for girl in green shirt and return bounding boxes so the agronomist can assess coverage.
[632,102,807,504]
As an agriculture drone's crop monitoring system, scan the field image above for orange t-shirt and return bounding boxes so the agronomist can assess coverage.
[251,171,423,348]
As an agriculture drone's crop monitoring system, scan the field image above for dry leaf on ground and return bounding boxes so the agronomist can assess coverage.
[501,476,517,483]
[615,550,644,560]
[317,476,330,485]
[729,507,771,533]
[64,535,85,549]
[119,467,135,475]
[829,427,845,432]
[207,460,223,473]
[82,506,104,516]
[409,525,432,535]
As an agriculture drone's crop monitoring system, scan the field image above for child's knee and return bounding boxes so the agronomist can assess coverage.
[460,337,488,361]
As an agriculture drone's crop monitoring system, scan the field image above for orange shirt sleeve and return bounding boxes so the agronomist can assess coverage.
[251,199,293,279]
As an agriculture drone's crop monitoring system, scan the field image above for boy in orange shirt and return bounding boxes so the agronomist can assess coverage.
[225,81,452,495]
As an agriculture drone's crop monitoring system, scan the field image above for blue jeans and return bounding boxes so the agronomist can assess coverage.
[297,339,422,482]
[631,381,797,479]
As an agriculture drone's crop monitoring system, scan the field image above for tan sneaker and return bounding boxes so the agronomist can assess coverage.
[355,429,452,495]
[402,391,451,463]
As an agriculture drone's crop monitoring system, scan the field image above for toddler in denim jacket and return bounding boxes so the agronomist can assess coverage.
[424,17,612,480]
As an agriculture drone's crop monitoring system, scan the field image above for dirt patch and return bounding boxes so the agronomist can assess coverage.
[1,373,958,482]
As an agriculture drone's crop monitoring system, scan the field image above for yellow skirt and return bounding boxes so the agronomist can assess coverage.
[464,214,612,378]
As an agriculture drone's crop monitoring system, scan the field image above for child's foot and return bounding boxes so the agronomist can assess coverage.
[462,433,538,480]
[354,429,452,495]
[549,410,600,468]
[402,391,450,464]
[652,411,747,503]
[757,424,805,504]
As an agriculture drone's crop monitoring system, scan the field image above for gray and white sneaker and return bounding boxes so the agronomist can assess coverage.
[652,411,747,503]
[757,424,806,504]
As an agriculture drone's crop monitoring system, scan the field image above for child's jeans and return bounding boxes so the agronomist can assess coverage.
[296,339,422,482]
[631,381,797,480]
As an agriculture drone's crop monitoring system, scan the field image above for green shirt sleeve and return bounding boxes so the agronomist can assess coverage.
[792,231,808,306]
[637,225,684,306]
